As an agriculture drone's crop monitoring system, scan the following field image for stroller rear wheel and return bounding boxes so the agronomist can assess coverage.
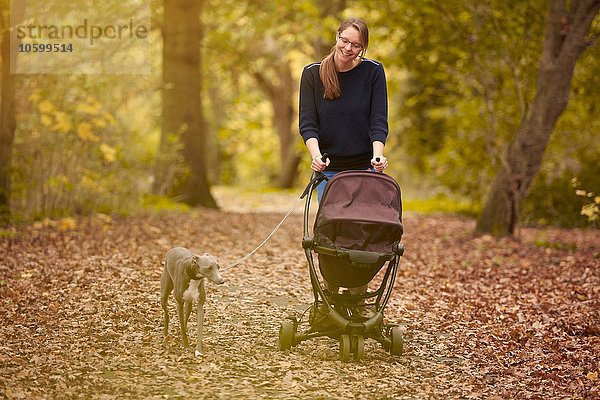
[279,320,296,351]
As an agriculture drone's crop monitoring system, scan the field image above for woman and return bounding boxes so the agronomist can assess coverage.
[299,17,390,300]
[299,17,389,201]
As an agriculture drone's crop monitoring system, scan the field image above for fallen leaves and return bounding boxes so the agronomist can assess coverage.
[0,209,598,399]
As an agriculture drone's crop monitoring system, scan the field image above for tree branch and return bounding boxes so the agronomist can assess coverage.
[557,0,600,63]
[541,0,566,65]
[252,71,277,101]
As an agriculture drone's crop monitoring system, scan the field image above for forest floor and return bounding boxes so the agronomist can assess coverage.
[1,190,599,399]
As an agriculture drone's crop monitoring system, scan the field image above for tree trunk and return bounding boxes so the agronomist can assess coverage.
[253,64,301,189]
[0,0,22,225]
[476,0,599,236]
[250,1,347,189]
[159,0,217,208]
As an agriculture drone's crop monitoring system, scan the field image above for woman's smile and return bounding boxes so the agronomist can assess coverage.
[334,27,364,71]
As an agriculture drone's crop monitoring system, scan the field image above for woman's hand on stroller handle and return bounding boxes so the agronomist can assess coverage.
[311,153,330,172]
[371,155,388,172]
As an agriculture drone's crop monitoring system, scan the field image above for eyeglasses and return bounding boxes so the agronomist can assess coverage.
[337,35,364,51]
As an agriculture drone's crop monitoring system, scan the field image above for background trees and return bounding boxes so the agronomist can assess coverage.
[372,0,599,232]
[0,0,20,225]
[1,0,598,232]
[158,0,217,208]
[476,0,600,235]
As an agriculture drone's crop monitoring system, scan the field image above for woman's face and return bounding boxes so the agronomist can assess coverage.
[335,27,364,64]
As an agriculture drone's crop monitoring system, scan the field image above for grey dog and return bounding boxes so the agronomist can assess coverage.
[161,247,224,355]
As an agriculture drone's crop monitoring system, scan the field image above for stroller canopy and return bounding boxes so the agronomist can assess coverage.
[314,171,403,254]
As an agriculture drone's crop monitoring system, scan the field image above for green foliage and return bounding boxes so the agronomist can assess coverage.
[521,46,600,228]
[522,149,600,228]
[140,194,190,213]
[0,228,17,239]
[532,238,578,252]
[7,0,598,228]
[371,0,598,226]
[209,76,279,187]
[404,193,479,217]
[201,0,329,187]
[11,75,159,222]
[374,1,545,192]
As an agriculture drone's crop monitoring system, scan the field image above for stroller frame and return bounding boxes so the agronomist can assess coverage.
[278,171,405,362]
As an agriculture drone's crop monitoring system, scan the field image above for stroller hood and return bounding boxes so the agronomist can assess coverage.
[314,171,403,253]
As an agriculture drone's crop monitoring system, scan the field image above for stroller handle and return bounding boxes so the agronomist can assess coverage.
[301,154,330,200]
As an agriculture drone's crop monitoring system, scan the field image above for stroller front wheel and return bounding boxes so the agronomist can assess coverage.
[390,326,404,356]
[339,334,351,362]
[279,320,296,351]
[351,335,365,361]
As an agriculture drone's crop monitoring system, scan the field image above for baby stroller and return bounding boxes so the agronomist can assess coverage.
[278,169,405,362]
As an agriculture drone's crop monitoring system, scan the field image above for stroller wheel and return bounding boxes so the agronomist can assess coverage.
[390,326,404,356]
[279,320,296,351]
[351,335,365,361]
[339,334,351,362]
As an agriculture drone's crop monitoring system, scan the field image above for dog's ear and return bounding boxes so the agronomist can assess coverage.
[202,254,219,267]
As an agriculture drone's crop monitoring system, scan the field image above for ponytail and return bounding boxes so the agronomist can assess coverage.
[319,47,341,100]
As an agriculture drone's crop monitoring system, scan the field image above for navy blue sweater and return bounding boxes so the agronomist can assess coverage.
[299,58,388,171]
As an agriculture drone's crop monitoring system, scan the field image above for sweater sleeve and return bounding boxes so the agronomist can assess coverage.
[299,65,320,143]
[369,63,388,144]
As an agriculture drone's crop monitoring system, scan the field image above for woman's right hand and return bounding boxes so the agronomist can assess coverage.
[311,154,329,172]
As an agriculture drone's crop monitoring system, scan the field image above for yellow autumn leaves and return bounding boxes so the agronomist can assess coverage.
[29,91,118,163]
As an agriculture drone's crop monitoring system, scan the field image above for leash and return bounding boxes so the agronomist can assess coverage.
[221,195,305,272]
[222,155,330,272]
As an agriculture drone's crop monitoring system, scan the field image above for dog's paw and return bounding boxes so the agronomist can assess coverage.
[194,350,203,357]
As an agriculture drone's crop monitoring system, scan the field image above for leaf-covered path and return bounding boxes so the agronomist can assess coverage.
[1,206,599,399]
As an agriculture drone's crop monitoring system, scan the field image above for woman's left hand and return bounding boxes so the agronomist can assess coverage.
[371,155,388,172]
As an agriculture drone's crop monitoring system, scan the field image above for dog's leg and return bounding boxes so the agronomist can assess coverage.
[184,300,192,327]
[176,299,189,347]
[195,280,206,357]
[160,268,174,338]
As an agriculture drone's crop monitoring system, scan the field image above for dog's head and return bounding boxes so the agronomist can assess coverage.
[189,253,225,285]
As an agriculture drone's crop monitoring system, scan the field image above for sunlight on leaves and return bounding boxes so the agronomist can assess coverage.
[37,100,55,114]
[100,144,117,163]
[51,111,72,133]
[40,114,53,127]
[76,101,102,115]
[76,122,100,142]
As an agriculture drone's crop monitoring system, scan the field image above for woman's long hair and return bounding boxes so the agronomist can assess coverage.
[319,18,369,100]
